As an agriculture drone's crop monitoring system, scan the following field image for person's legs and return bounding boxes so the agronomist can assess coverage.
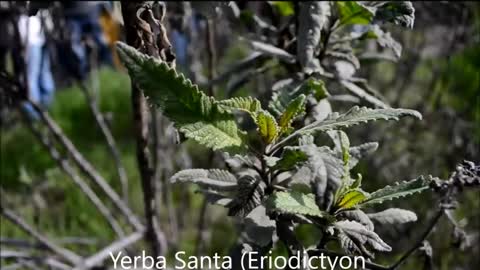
[172,29,188,68]
[22,44,42,118]
[39,45,55,107]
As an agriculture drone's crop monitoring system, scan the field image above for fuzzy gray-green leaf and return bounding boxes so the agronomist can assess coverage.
[266,191,328,218]
[359,176,432,207]
[256,110,279,144]
[217,96,262,115]
[279,94,306,134]
[335,220,391,252]
[269,78,328,116]
[297,2,330,74]
[300,106,422,135]
[116,42,246,152]
[228,175,266,217]
[368,208,418,225]
[171,169,237,191]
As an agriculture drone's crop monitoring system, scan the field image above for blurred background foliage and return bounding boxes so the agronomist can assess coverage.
[1,1,479,269]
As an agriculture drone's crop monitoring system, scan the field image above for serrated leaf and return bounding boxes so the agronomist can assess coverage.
[217,96,262,115]
[269,78,328,117]
[171,169,237,191]
[116,42,246,152]
[274,143,344,210]
[297,2,330,74]
[266,191,328,218]
[228,175,266,217]
[336,1,374,26]
[368,208,418,225]
[336,190,368,210]
[256,110,279,144]
[300,106,422,135]
[279,94,306,134]
[335,220,392,252]
[359,176,432,207]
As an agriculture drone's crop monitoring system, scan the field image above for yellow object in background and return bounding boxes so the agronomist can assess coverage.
[99,9,122,69]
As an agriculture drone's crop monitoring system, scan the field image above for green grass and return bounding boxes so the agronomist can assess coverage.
[1,68,137,247]
[0,67,238,257]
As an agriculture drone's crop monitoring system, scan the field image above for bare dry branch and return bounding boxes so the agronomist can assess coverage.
[1,249,71,270]
[25,98,143,231]
[74,230,145,270]
[19,108,125,238]
[79,81,130,204]
[0,207,82,265]
[121,1,171,258]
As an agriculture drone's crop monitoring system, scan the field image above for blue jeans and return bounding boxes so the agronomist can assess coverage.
[171,30,188,68]
[23,44,55,118]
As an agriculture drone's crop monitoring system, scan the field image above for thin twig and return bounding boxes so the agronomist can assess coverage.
[84,36,129,202]
[0,74,140,231]
[0,249,72,270]
[0,237,101,249]
[19,108,125,238]
[389,209,444,270]
[27,98,143,231]
[79,80,130,204]
[74,230,145,270]
[0,207,82,265]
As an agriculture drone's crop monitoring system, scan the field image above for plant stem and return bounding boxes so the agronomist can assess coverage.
[389,209,444,270]
[29,96,143,231]
[121,1,169,259]
[79,81,129,204]
[19,108,125,238]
